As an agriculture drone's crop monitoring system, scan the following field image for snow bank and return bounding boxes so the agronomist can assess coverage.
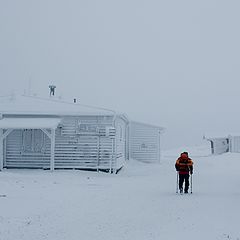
[0,145,239,240]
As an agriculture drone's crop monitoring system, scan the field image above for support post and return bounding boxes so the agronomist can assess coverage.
[158,130,161,164]
[1,129,13,140]
[109,138,113,174]
[41,128,51,139]
[50,128,56,171]
[113,135,117,174]
[0,129,13,171]
[228,135,232,152]
[97,136,100,172]
[0,129,3,171]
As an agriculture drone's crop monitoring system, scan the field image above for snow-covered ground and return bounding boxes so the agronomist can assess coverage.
[0,144,239,240]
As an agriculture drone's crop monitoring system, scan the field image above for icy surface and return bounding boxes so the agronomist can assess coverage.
[0,145,239,240]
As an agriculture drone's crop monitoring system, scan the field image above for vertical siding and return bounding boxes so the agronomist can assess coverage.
[229,136,240,153]
[130,122,161,163]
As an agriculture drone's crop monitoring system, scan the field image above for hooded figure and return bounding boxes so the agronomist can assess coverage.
[175,152,193,193]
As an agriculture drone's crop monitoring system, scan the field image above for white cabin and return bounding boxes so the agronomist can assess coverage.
[205,133,240,154]
[0,95,164,172]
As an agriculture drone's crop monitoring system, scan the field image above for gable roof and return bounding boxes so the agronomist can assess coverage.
[204,132,240,140]
[0,95,116,116]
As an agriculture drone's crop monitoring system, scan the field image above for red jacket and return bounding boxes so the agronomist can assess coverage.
[175,154,193,174]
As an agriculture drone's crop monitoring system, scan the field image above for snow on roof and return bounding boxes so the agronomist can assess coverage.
[204,132,240,139]
[130,121,165,132]
[0,117,61,129]
[0,95,116,116]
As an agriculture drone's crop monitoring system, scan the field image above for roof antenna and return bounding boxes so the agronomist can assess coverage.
[49,85,56,97]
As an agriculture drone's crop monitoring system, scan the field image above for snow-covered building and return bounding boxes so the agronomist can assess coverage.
[205,133,240,154]
[0,95,164,172]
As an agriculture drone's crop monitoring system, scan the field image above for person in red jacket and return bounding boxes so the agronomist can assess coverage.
[175,152,193,193]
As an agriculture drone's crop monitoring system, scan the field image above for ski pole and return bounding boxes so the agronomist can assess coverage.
[176,172,179,193]
[190,174,193,194]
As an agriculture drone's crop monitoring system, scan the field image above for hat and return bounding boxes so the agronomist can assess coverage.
[180,152,188,159]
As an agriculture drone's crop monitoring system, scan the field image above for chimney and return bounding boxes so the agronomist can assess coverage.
[49,85,56,97]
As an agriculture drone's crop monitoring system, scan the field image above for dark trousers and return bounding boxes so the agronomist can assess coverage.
[179,174,190,192]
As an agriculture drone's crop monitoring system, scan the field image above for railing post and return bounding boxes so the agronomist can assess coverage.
[50,128,56,171]
[0,129,3,171]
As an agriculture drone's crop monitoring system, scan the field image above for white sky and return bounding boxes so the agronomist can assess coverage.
[1,0,240,149]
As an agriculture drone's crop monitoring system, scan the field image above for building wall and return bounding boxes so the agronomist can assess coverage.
[54,116,115,170]
[129,121,161,163]
[229,136,240,153]
[4,115,127,171]
[209,138,229,155]
[4,129,51,168]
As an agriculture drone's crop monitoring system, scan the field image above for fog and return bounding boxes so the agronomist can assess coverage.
[1,0,240,149]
